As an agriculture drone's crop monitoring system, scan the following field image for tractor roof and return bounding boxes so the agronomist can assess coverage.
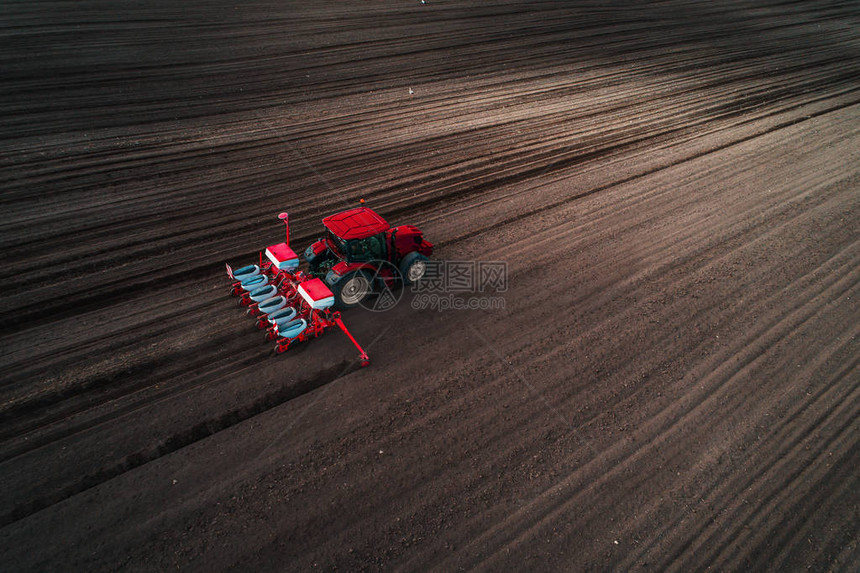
[322,207,390,240]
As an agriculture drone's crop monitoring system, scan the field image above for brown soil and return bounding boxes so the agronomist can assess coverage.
[1,1,858,571]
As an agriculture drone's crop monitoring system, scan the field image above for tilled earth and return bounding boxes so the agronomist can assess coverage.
[1,1,859,570]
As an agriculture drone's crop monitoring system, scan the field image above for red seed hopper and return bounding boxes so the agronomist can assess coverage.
[226,213,370,366]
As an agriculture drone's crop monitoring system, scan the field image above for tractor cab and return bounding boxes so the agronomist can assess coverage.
[325,232,388,264]
[306,207,389,268]
[303,206,434,308]
[323,207,390,259]
[346,234,388,262]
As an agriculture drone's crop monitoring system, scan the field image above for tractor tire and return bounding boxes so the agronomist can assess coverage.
[399,252,429,285]
[332,270,372,309]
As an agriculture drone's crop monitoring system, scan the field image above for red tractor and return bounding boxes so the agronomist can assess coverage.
[303,206,434,309]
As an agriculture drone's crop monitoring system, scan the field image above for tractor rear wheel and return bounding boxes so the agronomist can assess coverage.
[333,270,372,309]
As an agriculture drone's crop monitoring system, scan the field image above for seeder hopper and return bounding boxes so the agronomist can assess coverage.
[226,214,370,366]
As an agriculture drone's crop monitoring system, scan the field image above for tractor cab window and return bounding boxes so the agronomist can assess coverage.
[346,233,386,262]
[365,233,386,260]
[347,240,367,261]
[326,231,347,258]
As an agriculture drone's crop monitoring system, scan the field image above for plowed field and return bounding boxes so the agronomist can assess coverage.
[1,1,858,570]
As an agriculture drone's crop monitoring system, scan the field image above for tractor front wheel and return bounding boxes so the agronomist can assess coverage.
[332,271,372,309]
[399,252,429,285]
